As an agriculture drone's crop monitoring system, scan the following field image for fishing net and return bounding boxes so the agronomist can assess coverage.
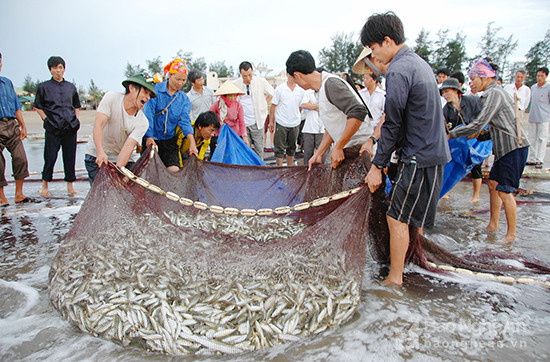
[48,145,550,355]
[49,146,374,355]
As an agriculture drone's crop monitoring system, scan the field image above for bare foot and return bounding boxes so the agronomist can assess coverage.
[14,195,27,203]
[67,182,78,195]
[382,277,403,287]
[39,188,51,197]
[441,194,450,199]
[502,233,517,242]
[485,224,498,232]
[468,197,480,203]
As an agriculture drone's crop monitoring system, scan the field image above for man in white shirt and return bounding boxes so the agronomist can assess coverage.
[504,70,531,138]
[84,74,156,184]
[300,89,325,165]
[527,67,550,168]
[233,62,275,160]
[269,75,305,166]
[186,69,215,122]
[358,72,385,129]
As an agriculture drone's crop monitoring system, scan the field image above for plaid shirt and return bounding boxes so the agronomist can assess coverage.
[450,82,529,161]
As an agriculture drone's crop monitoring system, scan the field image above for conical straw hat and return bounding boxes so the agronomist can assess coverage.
[352,47,373,75]
[214,81,245,96]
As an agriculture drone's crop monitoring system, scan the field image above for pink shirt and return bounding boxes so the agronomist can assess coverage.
[209,99,246,137]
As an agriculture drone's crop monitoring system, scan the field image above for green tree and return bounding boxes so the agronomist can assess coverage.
[124,62,145,78]
[430,30,467,73]
[23,74,39,95]
[318,32,363,81]
[146,56,163,75]
[209,61,234,78]
[431,29,449,71]
[524,30,550,86]
[174,51,208,92]
[176,50,207,73]
[443,33,467,72]
[476,22,518,82]
[413,28,433,66]
[88,79,105,109]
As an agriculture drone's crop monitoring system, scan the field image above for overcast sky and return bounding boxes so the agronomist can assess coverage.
[2,0,549,92]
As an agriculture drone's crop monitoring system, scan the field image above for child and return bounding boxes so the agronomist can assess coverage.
[209,81,249,154]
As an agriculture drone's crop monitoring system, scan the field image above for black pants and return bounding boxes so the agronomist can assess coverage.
[42,129,77,182]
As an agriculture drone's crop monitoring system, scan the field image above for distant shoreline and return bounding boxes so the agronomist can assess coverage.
[22,110,96,138]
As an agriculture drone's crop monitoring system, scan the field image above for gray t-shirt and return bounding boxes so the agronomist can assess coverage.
[529,82,550,123]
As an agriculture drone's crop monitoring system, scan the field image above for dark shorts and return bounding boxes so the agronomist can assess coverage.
[489,146,528,193]
[470,163,483,179]
[157,136,180,168]
[388,161,444,229]
[273,124,300,158]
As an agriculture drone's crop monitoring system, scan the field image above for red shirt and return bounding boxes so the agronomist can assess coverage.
[209,99,246,137]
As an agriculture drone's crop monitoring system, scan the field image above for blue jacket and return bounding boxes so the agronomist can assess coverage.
[144,81,193,140]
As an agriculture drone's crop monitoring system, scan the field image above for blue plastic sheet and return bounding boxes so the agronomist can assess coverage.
[211,124,266,166]
[439,135,492,198]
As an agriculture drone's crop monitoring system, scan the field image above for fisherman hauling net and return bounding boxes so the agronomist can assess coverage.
[49,146,550,355]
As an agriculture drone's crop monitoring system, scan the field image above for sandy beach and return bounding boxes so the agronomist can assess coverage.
[22,109,96,138]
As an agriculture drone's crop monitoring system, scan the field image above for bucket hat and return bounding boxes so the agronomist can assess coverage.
[439,78,463,94]
[214,80,245,96]
[122,74,157,98]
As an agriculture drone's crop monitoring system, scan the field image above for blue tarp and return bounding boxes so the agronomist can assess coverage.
[211,124,266,166]
[439,133,492,198]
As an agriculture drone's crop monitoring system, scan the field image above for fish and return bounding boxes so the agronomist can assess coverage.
[49,210,361,355]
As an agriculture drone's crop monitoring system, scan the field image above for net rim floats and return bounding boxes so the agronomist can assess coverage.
[429,262,550,286]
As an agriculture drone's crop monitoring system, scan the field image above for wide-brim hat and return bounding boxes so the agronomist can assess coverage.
[122,74,157,98]
[439,78,463,94]
[352,47,373,75]
[214,80,245,96]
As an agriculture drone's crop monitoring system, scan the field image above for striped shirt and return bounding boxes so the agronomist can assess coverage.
[450,82,529,161]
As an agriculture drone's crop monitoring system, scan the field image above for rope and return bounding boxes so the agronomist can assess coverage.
[426,261,550,287]
[116,164,360,216]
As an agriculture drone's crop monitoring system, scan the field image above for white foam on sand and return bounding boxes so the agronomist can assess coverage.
[0,279,40,320]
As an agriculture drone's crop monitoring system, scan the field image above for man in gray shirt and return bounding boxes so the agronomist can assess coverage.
[362,12,450,286]
[186,69,215,123]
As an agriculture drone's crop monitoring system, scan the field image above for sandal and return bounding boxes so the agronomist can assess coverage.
[535,163,543,169]
[15,197,41,204]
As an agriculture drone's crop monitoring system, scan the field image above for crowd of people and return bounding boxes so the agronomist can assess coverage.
[1,11,549,286]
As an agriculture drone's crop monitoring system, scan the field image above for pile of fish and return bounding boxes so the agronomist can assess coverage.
[49,210,361,355]
[164,210,308,243]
